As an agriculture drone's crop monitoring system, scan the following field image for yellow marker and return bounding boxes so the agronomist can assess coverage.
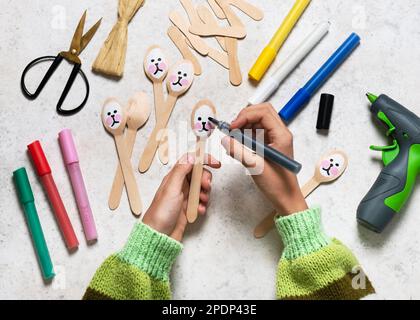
[249,0,311,82]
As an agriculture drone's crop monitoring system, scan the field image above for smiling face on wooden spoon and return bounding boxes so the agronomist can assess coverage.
[315,150,348,183]
[191,100,217,139]
[102,98,127,135]
[167,60,194,96]
[144,46,169,82]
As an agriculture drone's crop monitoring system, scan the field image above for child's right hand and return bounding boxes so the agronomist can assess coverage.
[222,103,308,216]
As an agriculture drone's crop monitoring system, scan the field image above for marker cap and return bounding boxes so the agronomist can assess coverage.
[58,129,79,165]
[248,47,277,82]
[27,141,51,176]
[13,167,34,205]
[316,93,335,130]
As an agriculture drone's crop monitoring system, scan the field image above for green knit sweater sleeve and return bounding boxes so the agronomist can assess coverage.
[275,207,375,300]
[83,223,182,300]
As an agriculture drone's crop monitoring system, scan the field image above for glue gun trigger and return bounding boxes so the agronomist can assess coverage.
[370,139,398,152]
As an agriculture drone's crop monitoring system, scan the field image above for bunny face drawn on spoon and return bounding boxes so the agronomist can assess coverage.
[319,152,347,178]
[102,99,127,135]
[191,100,217,139]
[144,46,169,81]
[167,60,194,96]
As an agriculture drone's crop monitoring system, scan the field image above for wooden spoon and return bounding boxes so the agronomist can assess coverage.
[254,150,349,238]
[108,92,151,211]
[102,98,143,216]
[187,100,217,223]
[139,60,195,173]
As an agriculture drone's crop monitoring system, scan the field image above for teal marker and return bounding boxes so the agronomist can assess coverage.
[13,168,55,280]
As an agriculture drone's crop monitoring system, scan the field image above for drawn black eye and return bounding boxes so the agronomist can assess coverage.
[107,112,111,116]
[198,117,202,121]
[330,159,334,162]
[184,73,187,77]
[178,71,182,75]
[158,58,162,61]
[114,110,118,114]
[336,164,339,167]
[151,59,155,63]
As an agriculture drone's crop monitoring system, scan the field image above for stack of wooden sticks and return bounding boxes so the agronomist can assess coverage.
[168,0,264,86]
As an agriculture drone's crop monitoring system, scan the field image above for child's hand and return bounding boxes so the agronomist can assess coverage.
[143,153,221,242]
[222,103,307,216]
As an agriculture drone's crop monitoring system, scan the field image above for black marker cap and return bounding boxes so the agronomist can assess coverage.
[317,94,335,130]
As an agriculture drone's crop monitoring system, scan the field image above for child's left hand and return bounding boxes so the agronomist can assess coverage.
[143,153,221,242]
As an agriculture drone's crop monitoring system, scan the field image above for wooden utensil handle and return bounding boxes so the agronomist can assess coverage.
[108,128,137,210]
[139,95,177,173]
[187,140,206,223]
[153,82,165,121]
[253,177,320,238]
[115,135,142,216]
[226,38,242,86]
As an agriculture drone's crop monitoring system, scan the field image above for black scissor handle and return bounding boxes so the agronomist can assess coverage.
[20,54,90,116]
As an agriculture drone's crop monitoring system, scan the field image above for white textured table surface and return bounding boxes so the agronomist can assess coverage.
[1,0,420,300]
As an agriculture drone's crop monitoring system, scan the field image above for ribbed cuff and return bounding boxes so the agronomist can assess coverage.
[276,207,331,260]
[117,223,183,281]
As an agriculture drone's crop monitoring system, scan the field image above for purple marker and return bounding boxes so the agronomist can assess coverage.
[59,129,97,242]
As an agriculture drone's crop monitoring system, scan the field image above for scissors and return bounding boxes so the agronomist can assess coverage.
[21,11,101,116]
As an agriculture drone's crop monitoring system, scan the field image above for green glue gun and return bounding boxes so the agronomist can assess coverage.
[357,94,420,233]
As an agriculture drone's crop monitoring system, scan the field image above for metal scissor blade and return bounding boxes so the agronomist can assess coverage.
[80,18,102,53]
[69,10,87,54]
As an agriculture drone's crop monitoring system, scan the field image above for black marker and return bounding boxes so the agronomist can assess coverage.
[209,117,302,174]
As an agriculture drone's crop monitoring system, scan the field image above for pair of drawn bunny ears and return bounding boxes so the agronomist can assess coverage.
[144,46,195,95]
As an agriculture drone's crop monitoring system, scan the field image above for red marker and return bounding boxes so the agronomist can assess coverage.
[28,141,79,250]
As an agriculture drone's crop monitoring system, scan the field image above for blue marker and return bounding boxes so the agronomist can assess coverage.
[279,33,361,122]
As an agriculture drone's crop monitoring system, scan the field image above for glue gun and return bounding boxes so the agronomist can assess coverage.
[357,94,420,233]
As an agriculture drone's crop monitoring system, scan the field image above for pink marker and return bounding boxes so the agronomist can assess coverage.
[58,129,97,242]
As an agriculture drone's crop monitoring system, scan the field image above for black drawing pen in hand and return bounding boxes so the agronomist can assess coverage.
[209,117,302,174]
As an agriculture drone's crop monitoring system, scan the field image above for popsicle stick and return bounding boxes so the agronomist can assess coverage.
[215,0,245,28]
[186,100,217,223]
[226,37,242,85]
[180,0,202,25]
[197,5,226,51]
[187,139,206,223]
[222,0,264,21]
[167,26,202,75]
[207,0,225,19]
[189,20,246,39]
[186,39,229,69]
[169,11,210,56]
[254,150,349,238]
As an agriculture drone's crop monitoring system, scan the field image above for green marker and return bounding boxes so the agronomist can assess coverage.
[357,93,420,233]
[13,168,55,280]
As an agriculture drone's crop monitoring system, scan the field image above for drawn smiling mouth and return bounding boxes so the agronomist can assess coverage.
[322,164,333,176]
[172,76,183,87]
[153,63,163,75]
[111,115,120,127]
[199,122,209,132]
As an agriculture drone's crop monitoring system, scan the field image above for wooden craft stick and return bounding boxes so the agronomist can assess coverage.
[254,150,349,238]
[225,37,242,85]
[187,100,217,223]
[197,5,226,51]
[186,39,229,69]
[207,0,226,19]
[169,11,210,56]
[139,60,195,173]
[102,99,143,216]
[108,93,151,211]
[180,0,202,26]
[189,20,246,39]
[215,0,245,29]
[168,26,202,75]
[187,139,206,223]
[210,0,264,21]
